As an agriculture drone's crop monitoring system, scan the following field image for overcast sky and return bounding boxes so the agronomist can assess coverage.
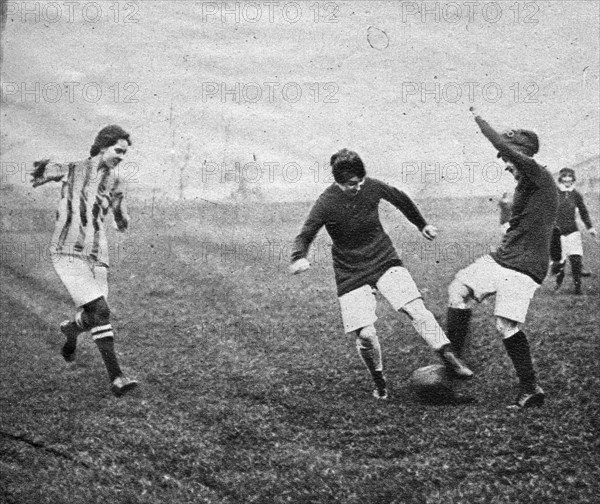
[2,1,598,200]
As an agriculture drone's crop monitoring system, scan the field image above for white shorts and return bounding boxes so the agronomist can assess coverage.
[455,255,539,323]
[52,255,108,307]
[338,266,421,333]
[560,231,583,260]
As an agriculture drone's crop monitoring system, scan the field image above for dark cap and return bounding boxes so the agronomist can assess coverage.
[496,129,539,158]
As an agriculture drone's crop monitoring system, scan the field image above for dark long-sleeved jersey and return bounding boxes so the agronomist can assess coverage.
[555,188,593,236]
[476,117,558,284]
[291,177,427,296]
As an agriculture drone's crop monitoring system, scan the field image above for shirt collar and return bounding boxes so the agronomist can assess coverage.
[558,182,575,192]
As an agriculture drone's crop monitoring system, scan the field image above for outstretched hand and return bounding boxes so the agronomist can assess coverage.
[421,224,438,241]
[31,159,51,188]
[31,177,46,188]
[289,258,310,275]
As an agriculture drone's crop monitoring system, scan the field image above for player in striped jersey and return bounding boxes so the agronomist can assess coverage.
[31,125,138,397]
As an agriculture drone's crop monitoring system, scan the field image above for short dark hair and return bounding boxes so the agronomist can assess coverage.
[90,125,131,157]
[558,167,576,182]
[330,149,366,183]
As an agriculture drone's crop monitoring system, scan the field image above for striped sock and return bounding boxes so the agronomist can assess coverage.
[90,324,114,340]
[91,325,122,382]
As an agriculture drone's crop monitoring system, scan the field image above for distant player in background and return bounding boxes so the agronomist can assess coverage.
[30,125,138,397]
[290,148,472,401]
[446,108,558,409]
[498,192,512,234]
[551,168,596,294]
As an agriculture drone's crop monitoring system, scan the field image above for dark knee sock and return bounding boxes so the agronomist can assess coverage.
[78,298,108,331]
[503,331,536,389]
[446,308,472,357]
[77,311,94,330]
[94,337,122,382]
[549,227,562,263]
[550,261,564,276]
[62,323,79,353]
[569,255,582,287]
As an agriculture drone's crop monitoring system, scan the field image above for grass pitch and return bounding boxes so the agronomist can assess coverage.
[1,195,599,503]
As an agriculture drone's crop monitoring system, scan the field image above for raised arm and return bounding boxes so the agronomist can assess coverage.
[30,159,68,187]
[111,177,129,232]
[471,109,548,186]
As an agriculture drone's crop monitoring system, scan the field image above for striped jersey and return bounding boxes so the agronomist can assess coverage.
[49,158,127,266]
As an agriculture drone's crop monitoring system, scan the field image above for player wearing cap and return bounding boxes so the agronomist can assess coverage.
[30,125,138,397]
[446,108,558,409]
[551,168,596,294]
[289,148,473,401]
